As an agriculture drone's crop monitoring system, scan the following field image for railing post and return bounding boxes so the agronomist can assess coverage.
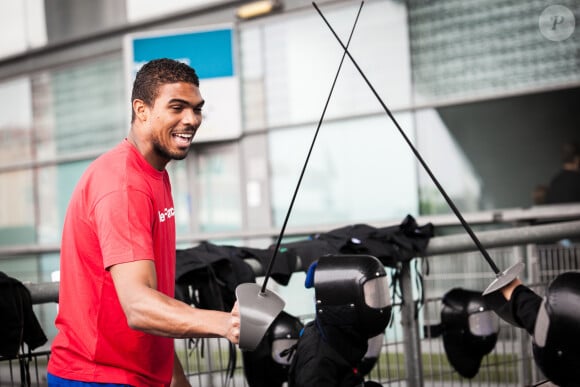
[399,259,424,387]
[526,242,542,383]
[516,244,533,386]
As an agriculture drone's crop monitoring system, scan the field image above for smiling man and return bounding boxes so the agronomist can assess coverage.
[47,58,240,387]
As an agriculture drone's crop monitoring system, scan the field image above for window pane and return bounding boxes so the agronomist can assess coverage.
[167,161,193,236]
[0,77,33,165]
[414,88,580,211]
[194,145,242,232]
[239,26,267,132]
[37,161,92,244]
[415,108,482,215]
[0,0,47,58]
[45,0,125,43]
[269,113,418,227]
[0,170,35,245]
[33,56,126,160]
[126,0,226,22]
[0,256,40,283]
[262,0,412,127]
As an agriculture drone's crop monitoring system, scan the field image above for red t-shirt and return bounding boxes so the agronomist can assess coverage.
[48,140,176,386]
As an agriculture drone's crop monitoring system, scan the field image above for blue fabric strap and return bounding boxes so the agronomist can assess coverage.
[304,261,318,289]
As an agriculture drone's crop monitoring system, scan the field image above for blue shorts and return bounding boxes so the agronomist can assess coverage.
[47,373,133,387]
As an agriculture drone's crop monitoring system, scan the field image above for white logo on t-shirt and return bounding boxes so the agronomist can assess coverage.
[158,208,175,222]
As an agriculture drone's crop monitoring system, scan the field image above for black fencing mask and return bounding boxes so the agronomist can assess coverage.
[532,271,580,386]
[311,254,392,338]
[441,288,499,378]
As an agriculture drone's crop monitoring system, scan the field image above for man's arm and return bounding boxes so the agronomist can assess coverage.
[109,259,240,342]
[488,277,542,335]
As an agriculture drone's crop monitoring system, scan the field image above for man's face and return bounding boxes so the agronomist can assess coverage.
[146,82,204,162]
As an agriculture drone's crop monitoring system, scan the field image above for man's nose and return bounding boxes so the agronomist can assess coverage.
[183,108,201,126]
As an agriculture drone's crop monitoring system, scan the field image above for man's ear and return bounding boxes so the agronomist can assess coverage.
[132,99,148,122]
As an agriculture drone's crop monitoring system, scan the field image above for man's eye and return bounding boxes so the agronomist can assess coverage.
[171,105,184,111]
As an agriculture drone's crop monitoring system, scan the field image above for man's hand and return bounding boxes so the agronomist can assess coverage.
[501,278,522,301]
[227,301,241,344]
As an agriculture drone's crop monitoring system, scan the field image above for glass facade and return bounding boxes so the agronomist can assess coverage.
[0,78,34,162]
[259,0,412,127]
[0,170,35,245]
[415,108,482,214]
[192,143,244,232]
[408,0,580,103]
[268,114,419,227]
[48,58,126,157]
[0,57,128,249]
[0,77,36,246]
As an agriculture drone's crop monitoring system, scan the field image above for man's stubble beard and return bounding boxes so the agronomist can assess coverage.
[153,138,189,161]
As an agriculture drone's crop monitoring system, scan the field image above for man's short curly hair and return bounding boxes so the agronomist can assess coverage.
[130,58,200,123]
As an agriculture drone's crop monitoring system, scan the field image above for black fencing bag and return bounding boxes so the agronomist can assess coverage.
[0,272,47,358]
[175,242,256,311]
[0,271,48,386]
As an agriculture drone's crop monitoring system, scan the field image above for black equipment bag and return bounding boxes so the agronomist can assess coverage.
[0,272,47,358]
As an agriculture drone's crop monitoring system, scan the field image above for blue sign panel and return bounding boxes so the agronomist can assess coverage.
[132,28,234,79]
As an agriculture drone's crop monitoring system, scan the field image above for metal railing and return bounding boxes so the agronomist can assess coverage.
[3,204,580,386]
